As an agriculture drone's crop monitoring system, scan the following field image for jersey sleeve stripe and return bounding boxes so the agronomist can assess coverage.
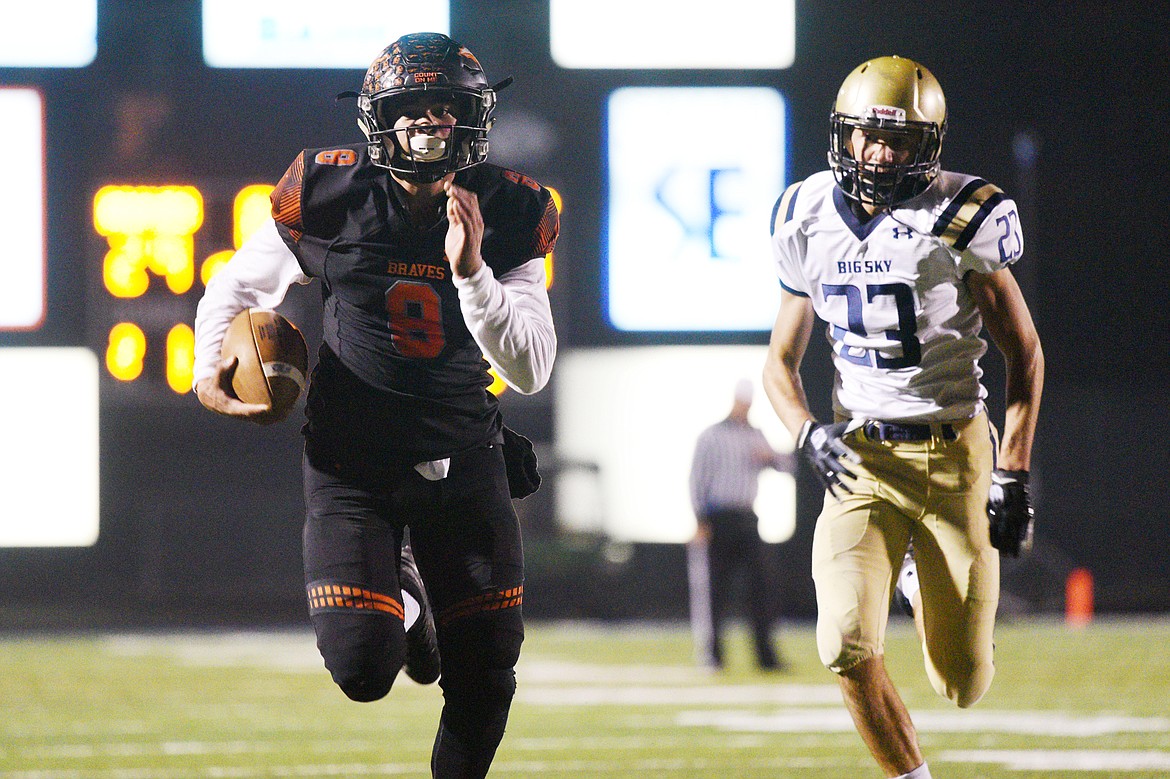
[778,278,808,297]
[531,193,560,256]
[950,189,1004,251]
[270,151,306,240]
[931,178,1004,250]
[770,181,803,236]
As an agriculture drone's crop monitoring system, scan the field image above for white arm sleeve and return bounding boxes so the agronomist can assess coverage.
[453,257,556,395]
[192,218,311,388]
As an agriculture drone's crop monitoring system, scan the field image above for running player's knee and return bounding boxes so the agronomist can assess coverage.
[490,622,524,669]
[954,660,994,708]
[314,617,404,702]
[928,655,994,708]
[440,665,517,729]
[326,649,400,702]
[337,669,396,702]
[817,628,874,675]
[437,622,522,721]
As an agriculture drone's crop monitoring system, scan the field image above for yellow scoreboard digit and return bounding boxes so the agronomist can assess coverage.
[93,183,273,394]
[94,185,203,297]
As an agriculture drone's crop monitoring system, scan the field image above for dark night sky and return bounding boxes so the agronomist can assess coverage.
[2,1,1167,621]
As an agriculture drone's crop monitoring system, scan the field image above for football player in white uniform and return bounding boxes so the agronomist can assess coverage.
[763,56,1043,779]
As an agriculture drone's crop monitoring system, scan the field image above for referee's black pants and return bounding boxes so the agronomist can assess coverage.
[302,439,524,779]
[706,507,780,669]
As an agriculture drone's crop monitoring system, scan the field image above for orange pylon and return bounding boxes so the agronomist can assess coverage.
[1065,567,1094,628]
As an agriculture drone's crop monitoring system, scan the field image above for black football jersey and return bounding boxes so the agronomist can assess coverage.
[270,144,559,466]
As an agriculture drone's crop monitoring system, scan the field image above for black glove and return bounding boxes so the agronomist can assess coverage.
[797,420,860,499]
[987,468,1034,557]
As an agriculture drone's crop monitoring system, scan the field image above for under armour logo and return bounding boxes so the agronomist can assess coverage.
[892,226,914,239]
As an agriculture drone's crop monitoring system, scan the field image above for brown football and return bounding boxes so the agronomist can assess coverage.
[221,308,308,417]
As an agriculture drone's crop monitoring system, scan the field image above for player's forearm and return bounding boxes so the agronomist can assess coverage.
[455,258,556,394]
[998,340,1044,471]
[763,350,814,441]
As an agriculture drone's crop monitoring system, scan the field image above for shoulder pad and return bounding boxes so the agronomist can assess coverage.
[499,168,544,192]
[770,180,804,236]
[931,178,1005,250]
[271,151,306,239]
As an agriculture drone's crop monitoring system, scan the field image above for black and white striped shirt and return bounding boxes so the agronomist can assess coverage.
[689,417,794,516]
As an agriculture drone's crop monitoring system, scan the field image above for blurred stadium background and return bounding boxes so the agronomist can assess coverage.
[1,2,1169,774]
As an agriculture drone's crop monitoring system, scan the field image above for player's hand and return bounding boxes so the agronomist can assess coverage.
[444,181,484,279]
[797,420,860,499]
[194,357,286,425]
[988,468,1034,557]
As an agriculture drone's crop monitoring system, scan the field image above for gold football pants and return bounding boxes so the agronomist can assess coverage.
[812,412,998,708]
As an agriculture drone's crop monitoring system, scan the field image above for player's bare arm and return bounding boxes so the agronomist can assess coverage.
[966,267,1044,471]
[444,181,485,279]
[762,291,817,439]
[764,293,859,497]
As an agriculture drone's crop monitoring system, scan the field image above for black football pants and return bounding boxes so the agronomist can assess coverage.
[302,439,524,779]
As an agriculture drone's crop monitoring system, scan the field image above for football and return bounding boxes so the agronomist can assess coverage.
[221,308,309,417]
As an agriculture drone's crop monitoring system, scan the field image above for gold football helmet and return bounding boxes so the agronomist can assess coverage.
[829,56,947,208]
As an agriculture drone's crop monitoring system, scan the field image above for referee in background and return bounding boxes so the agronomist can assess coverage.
[688,379,796,671]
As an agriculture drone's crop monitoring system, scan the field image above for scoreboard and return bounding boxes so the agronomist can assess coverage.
[91,183,275,394]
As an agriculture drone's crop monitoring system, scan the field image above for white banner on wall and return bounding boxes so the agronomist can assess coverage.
[550,0,795,69]
[554,345,796,544]
[0,88,46,331]
[0,349,100,547]
[202,0,449,68]
[0,2,96,67]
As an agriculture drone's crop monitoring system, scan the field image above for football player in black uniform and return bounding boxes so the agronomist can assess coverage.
[194,32,559,778]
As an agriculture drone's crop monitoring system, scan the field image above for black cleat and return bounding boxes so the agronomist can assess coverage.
[400,543,441,685]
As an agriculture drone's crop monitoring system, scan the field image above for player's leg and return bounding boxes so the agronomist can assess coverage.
[812,429,923,775]
[838,654,924,777]
[408,440,524,779]
[916,414,999,708]
[302,454,409,702]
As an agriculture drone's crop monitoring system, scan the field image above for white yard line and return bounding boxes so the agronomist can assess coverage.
[519,682,841,706]
[939,750,1170,771]
[677,707,1170,735]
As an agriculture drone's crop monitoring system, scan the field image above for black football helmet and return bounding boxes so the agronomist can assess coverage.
[829,56,947,208]
[357,32,499,183]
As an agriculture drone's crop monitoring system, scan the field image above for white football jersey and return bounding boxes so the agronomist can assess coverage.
[771,170,1024,423]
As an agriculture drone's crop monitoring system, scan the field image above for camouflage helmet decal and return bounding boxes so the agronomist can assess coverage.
[362,32,487,97]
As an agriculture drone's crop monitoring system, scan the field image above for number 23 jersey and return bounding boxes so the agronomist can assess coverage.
[770,170,1024,423]
[271,144,559,463]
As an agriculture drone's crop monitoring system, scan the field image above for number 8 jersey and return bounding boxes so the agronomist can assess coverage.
[770,169,1023,423]
[271,144,558,464]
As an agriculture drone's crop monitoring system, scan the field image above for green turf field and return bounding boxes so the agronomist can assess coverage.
[2,618,1169,778]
